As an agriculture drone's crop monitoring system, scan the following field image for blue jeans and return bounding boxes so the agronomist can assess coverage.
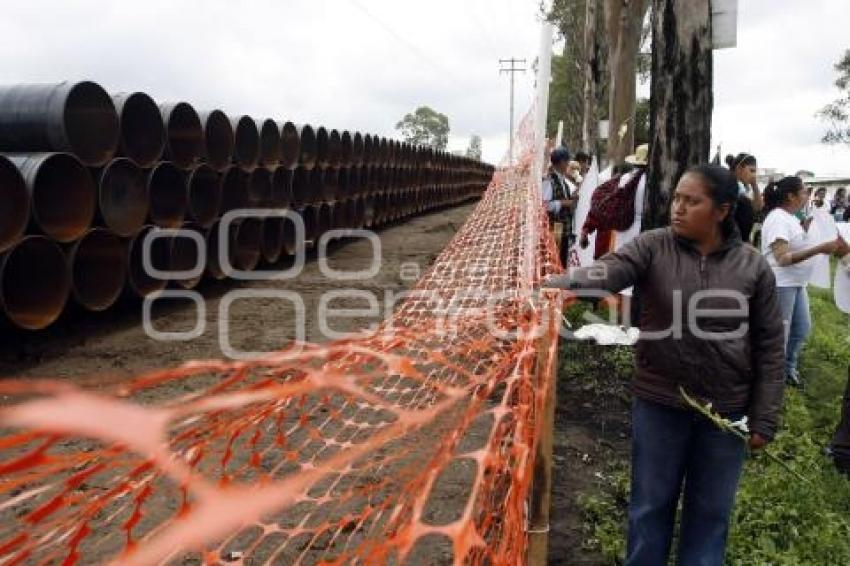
[776,286,812,376]
[626,398,746,566]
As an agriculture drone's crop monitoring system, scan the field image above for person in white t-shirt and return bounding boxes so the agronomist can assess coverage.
[761,176,850,386]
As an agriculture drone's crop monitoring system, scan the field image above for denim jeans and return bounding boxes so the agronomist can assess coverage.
[775,286,812,376]
[626,398,746,566]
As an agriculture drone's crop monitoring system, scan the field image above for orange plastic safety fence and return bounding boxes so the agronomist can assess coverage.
[0,125,563,565]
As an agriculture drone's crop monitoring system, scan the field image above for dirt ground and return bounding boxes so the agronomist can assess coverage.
[548,342,633,565]
[0,202,475,387]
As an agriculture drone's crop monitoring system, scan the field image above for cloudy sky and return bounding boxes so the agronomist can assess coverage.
[0,1,848,175]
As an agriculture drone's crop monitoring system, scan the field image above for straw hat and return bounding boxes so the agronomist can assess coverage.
[625,144,649,166]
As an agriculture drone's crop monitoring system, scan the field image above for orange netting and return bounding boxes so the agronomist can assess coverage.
[0,112,564,565]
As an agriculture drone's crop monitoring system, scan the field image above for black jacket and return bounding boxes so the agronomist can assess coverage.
[547,227,786,440]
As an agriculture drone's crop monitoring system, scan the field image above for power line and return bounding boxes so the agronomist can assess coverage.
[500,58,527,166]
[346,0,455,79]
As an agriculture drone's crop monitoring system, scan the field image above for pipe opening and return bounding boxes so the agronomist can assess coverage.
[0,236,70,330]
[232,116,260,170]
[201,110,234,171]
[69,228,125,311]
[98,158,148,237]
[26,153,96,243]
[187,164,221,228]
[127,226,170,297]
[259,119,280,167]
[64,81,120,166]
[161,102,203,169]
[0,155,29,253]
[279,121,301,170]
[114,92,164,167]
[147,162,188,228]
[261,217,284,264]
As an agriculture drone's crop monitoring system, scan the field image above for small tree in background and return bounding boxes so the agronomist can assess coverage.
[819,50,850,145]
[395,106,450,150]
[466,135,483,160]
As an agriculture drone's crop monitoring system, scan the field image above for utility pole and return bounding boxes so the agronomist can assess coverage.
[500,58,526,165]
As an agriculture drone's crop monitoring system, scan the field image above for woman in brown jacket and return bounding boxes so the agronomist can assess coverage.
[545,165,786,566]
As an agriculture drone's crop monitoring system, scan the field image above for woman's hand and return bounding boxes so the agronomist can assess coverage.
[833,235,850,258]
[818,238,840,255]
[749,433,769,451]
[541,274,570,289]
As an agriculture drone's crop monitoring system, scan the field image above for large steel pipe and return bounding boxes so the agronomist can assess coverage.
[231,218,262,271]
[0,81,119,167]
[220,166,249,213]
[352,132,365,165]
[0,236,70,330]
[320,166,339,202]
[259,119,281,167]
[204,220,231,281]
[353,197,366,229]
[315,126,330,168]
[328,129,342,167]
[187,164,221,228]
[198,110,234,172]
[146,161,188,228]
[169,222,204,289]
[317,202,333,239]
[296,124,317,170]
[340,131,354,167]
[7,152,95,243]
[292,167,311,208]
[271,168,293,209]
[279,121,300,170]
[112,92,164,168]
[363,134,374,166]
[160,102,203,169]
[0,155,30,254]
[126,225,171,297]
[67,228,125,311]
[261,217,284,264]
[94,158,149,237]
[231,115,260,170]
[338,166,351,199]
[248,167,272,207]
[281,213,298,256]
[301,205,319,245]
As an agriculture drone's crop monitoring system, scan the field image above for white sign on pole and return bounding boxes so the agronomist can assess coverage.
[712,0,738,49]
[598,119,610,140]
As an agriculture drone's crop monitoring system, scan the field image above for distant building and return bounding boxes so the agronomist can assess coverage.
[756,167,785,186]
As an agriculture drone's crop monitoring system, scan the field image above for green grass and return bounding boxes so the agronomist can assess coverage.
[564,279,850,565]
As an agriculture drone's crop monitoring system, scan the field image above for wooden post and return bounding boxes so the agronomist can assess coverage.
[527,303,559,565]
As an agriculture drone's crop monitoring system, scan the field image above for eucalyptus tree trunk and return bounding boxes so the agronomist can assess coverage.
[645,0,713,229]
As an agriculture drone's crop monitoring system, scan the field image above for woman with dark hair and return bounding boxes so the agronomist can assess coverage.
[831,187,848,222]
[761,176,849,386]
[544,165,786,565]
[726,153,763,243]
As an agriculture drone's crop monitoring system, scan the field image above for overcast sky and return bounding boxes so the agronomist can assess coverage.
[1,1,848,175]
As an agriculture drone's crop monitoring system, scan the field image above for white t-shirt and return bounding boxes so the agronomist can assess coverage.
[761,208,816,287]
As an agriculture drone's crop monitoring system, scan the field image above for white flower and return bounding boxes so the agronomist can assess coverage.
[730,416,750,434]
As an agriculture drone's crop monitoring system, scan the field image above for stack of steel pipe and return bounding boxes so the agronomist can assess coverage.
[0,79,495,331]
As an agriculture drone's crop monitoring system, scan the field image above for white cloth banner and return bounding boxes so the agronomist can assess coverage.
[808,209,839,289]
[835,223,850,314]
[613,171,647,297]
[568,158,600,268]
